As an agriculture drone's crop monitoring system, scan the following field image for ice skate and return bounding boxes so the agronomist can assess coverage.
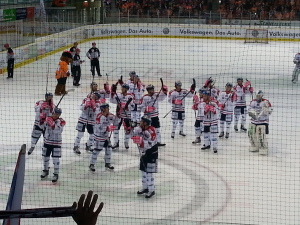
[89,164,95,172]
[179,131,186,137]
[112,141,119,150]
[219,132,224,138]
[171,132,175,138]
[234,125,238,132]
[124,142,129,149]
[213,147,218,154]
[192,137,201,144]
[73,146,81,155]
[145,191,155,199]
[85,143,93,153]
[225,133,229,139]
[28,147,35,155]
[52,173,59,183]
[240,125,247,132]
[40,170,49,179]
[137,188,148,195]
[201,145,210,150]
[105,163,114,170]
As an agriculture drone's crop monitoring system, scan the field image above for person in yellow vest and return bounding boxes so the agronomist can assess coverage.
[55,51,72,96]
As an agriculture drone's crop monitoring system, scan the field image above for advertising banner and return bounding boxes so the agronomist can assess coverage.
[3,9,16,21]
[26,7,34,19]
[16,8,27,20]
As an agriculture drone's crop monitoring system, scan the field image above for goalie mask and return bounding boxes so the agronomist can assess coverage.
[256,90,264,102]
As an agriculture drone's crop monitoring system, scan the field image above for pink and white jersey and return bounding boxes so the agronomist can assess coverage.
[87,89,110,102]
[34,100,54,126]
[110,92,134,119]
[128,82,145,104]
[168,89,193,112]
[133,126,157,152]
[199,101,219,126]
[78,98,101,125]
[218,91,237,114]
[94,112,119,142]
[233,84,252,107]
[141,92,167,118]
[249,98,273,125]
[209,87,220,99]
[294,53,300,69]
[44,117,65,146]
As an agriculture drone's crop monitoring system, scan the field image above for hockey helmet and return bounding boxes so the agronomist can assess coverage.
[256,90,264,99]
[90,82,98,88]
[226,82,233,87]
[45,92,53,98]
[93,92,101,100]
[175,81,182,87]
[141,116,151,125]
[129,71,136,76]
[54,108,62,115]
[3,43,9,48]
[92,42,96,46]
[237,77,243,82]
[204,78,214,87]
[133,74,139,78]
[146,84,155,91]
[202,90,211,96]
[100,103,109,110]
[121,84,130,90]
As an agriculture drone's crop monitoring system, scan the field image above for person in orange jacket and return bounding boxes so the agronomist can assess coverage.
[55,51,73,96]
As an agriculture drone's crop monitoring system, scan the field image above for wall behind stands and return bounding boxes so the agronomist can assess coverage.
[1,23,300,74]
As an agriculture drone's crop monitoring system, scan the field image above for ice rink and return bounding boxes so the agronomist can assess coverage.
[0,37,300,225]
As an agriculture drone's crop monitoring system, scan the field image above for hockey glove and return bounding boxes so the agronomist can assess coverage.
[46,117,55,129]
[218,103,225,110]
[131,136,143,145]
[104,83,110,94]
[190,83,196,91]
[111,84,117,94]
[39,113,47,125]
[243,81,251,88]
[192,104,198,110]
[204,104,210,113]
[249,87,254,93]
[162,85,168,94]
[209,105,216,114]
[118,78,124,85]
[193,95,200,104]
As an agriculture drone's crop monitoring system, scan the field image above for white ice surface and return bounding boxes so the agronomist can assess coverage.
[0,37,300,225]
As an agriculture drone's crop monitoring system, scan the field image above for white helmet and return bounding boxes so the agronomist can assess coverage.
[256,90,263,99]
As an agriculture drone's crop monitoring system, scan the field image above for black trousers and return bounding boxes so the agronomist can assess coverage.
[73,66,81,85]
[7,59,14,78]
[90,58,100,76]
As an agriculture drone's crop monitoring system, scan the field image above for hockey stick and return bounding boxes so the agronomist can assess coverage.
[0,206,76,219]
[163,78,195,118]
[56,89,75,107]
[151,78,163,107]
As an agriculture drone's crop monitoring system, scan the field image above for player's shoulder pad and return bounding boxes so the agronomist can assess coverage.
[262,98,272,106]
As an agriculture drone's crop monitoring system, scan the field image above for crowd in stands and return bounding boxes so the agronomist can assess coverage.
[114,0,212,17]
[218,0,300,20]
[107,0,300,20]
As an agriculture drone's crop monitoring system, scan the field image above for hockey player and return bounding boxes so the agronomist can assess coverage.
[28,93,55,155]
[131,116,158,199]
[218,82,237,139]
[72,48,85,86]
[140,84,168,147]
[200,91,219,153]
[292,52,300,83]
[4,43,14,79]
[86,42,101,77]
[89,103,118,172]
[41,108,65,183]
[233,78,254,132]
[203,77,219,99]
[248,90,273,155]
[110,83,134,150]
[168,81,195,138]
[73,92,102,155]
[128,74,145,127]
[126,71,136,84]
[191,88,205,144]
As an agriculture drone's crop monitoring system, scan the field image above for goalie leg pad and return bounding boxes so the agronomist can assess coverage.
[248,123,259,152]
[256,125,268,155]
